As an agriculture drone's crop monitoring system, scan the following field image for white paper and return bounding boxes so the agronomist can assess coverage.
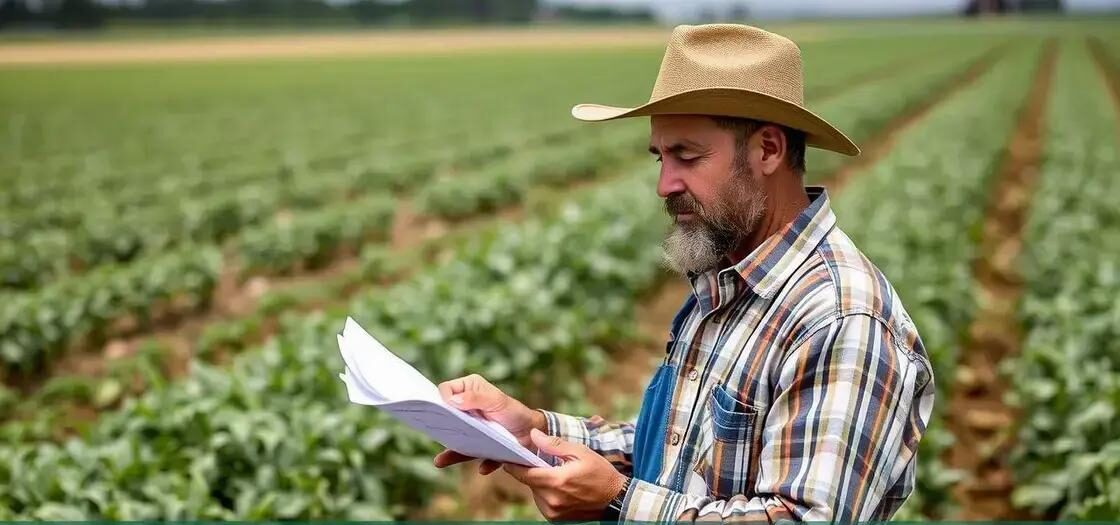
[337,317,549,468]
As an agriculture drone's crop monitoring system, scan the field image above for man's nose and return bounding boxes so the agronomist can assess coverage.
[656,166,686,199]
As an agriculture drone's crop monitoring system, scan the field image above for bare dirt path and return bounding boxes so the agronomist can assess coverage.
[943,42,1056,521]
[0,27,674,66]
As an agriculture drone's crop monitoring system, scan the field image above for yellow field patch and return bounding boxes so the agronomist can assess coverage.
[0,27,678,65]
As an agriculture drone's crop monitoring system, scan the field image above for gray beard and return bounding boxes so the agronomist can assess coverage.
[661,220,736,275]
[661,166,767,276]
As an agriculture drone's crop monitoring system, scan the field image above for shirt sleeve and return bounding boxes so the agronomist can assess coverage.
[539,411,636,476]
[619,313,935,522]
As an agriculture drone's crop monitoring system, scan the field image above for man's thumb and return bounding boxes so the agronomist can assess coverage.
[529,428,578,458]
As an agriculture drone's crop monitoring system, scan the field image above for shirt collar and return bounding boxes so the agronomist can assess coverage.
[691,186,836,302]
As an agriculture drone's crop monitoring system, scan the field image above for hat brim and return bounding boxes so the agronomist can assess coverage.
[571,87,860,156]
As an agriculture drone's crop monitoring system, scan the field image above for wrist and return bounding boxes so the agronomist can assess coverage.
[530,408,549,434]
[600,474,632,521]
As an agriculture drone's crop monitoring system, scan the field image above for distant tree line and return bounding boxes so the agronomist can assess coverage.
[351,0,538,25]
[964,0,1064,15]
[0,0,655,30]
[541,5,657,24]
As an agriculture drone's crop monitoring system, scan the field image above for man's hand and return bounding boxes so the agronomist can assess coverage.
[432,374,546,475]
[504,428,627,522]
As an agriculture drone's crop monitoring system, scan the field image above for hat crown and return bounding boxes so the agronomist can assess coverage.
[650,24,805,106]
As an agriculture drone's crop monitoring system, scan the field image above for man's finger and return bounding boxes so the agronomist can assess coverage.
[433,449,475,468]
[502,463,558,488]
[438,376,492,411]
[437,377,467,404]
[528,428,582,459]
[479,460,501,475]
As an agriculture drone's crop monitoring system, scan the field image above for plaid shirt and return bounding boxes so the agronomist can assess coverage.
[543,187,935,522]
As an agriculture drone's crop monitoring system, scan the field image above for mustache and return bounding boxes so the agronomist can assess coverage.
[665,193,701,216]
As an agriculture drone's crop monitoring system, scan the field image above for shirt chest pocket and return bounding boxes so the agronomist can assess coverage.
[693,383,761,499]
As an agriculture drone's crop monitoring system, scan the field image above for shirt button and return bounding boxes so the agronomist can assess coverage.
[687,369,699,381]
[670,432,681,446]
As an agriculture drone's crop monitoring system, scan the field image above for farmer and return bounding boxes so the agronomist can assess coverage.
[433,24,934,522]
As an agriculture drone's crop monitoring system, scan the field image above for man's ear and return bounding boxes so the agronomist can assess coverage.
[755,125,787,176]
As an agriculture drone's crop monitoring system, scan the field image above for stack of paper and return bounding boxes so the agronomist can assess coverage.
[337,317,548,468]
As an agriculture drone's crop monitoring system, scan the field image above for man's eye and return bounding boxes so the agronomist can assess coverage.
[654,155,663,163]
[679,156,699,163]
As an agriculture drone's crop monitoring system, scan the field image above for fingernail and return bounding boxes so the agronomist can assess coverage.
[449,394,463,405]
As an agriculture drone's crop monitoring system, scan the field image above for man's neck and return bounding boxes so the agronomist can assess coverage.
[726,182,810,265]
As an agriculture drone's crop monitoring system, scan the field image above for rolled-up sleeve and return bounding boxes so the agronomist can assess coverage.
[619,313,935,522]
[539,411,636,476]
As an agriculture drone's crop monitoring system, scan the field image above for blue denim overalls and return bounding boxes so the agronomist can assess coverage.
[629,293,696,485]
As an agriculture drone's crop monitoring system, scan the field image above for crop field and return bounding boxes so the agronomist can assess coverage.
[1,19,1119,521]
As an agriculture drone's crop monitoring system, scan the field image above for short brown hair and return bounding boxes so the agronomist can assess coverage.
[710,116,807,174]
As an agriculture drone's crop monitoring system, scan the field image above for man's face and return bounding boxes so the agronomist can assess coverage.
[649,115,768,275]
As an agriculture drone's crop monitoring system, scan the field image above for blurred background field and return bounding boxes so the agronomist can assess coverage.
[1,0,1120,521]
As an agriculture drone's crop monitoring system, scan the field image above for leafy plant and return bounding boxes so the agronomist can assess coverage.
[414,126,647,220]
[0,247,221,375]
[236,194,395,276]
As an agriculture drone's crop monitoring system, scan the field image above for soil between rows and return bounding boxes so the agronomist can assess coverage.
[943,41,1057,521]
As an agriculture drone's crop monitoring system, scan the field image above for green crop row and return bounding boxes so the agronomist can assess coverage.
[0,247,222,376]
[236,193,396,276]
[0,121,499,239]
[805,41,1001,182]
[0,169,666,520]
[830,44,1042,519]
[415,125,647,219]
[1008,42,1120,520]
[799,34,993,99]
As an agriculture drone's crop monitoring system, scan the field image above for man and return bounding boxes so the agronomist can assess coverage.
[433,24,934,522]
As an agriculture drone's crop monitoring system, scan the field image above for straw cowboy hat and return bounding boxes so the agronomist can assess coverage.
[572,24,860,156]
